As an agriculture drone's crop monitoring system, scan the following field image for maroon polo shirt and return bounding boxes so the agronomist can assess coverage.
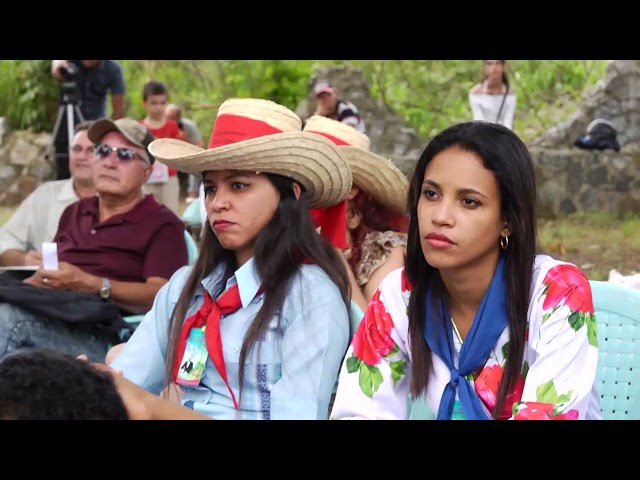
[53,195,188,283]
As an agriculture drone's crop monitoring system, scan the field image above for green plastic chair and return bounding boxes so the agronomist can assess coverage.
[408,280,640,420]
[120,230,199,334]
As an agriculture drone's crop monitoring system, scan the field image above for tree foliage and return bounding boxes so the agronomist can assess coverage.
[0,60,607,143]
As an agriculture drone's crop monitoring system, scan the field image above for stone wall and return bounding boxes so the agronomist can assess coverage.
[0,118,54,207]
[530,61,640,149]
[532,146,640,217]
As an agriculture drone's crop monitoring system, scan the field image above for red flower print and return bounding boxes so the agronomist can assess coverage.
[475,364,525,420]
[351,290,396,366]
[400,269,413,293]
[542,264,594,314]
[513,402,579,420]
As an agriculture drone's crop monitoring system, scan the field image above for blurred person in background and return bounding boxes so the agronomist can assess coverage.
[165,103,205,204]
[468,60,517,130]
[50,60,125,180]
[313,80,366,134]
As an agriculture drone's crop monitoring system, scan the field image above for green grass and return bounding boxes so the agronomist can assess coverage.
[538,212,640,280]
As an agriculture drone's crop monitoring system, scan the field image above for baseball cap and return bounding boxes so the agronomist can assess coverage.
[88,117,156,164]
[313,80,336,96]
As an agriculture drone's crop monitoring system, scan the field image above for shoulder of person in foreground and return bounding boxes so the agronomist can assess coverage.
[0,348,129,420]
[330,266,414,420]
[0,181,54,233]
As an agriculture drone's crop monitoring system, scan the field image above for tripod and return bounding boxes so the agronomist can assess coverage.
[48,83,84,181]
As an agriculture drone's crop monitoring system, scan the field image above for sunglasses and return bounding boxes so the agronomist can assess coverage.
[94,143,149,164]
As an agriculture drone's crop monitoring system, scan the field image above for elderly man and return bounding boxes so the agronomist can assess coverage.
[0,117,188,362]
[0,121,97,267]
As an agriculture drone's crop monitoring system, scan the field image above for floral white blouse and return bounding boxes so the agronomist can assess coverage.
[330,254,603,420]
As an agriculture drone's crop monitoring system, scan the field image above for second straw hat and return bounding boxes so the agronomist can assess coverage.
[303,115,408,214]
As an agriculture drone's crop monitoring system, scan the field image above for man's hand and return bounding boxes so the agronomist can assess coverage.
[24,261,101,292]
[23,250,42,267]
[51,60,70,81]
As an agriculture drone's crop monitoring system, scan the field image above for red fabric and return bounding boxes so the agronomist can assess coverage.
[208,114,283,149]
[139,119,184,176]
[173,285,245,409]
[310,199,349,249]
[305,129,351,250]
[304,130,351,146]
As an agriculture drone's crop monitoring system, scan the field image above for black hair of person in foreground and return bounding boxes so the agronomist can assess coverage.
[0,348,129,420]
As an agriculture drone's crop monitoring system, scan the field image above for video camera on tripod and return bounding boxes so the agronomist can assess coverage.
[45,62,85,172]
[59,62,80,104]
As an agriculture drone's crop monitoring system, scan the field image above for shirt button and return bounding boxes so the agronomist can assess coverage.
[90,229,96,235]
[233,346,240,353]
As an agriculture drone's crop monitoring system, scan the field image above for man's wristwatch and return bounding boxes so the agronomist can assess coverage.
[99,277,112,299]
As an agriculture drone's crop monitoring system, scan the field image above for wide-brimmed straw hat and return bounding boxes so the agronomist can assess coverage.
[303,115,408,214]
[148,98,352,208]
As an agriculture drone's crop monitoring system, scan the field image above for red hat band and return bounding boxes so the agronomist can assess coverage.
[208,114,284,149]
[305,130,351,147]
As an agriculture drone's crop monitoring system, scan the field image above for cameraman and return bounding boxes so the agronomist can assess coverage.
[50,60,125,180]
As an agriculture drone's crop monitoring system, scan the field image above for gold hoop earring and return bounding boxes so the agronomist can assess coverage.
[500,235,509,250]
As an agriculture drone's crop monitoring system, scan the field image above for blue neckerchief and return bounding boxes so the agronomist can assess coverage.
[424,255,508,420]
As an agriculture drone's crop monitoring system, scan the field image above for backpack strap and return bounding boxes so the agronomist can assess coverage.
[495,87,509,123]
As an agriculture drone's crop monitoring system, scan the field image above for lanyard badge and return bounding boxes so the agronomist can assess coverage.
[176,327,208,386]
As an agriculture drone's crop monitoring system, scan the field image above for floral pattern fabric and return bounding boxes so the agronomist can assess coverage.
[344,230,407,287]
[330,254,602,420]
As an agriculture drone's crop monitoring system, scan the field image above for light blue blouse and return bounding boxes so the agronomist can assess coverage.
[111,257,351,420]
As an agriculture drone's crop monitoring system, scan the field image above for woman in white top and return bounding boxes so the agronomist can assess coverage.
[469,60,517,130]
[330,121,601,420]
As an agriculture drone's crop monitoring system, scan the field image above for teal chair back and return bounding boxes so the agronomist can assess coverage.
[181,197,203,228]
[408,280,640,420]
[184,229,199,264]
[590,280,640,420]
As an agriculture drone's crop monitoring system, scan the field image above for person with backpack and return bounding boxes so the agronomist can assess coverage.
[469,60,517,130]
[313,80,366,134]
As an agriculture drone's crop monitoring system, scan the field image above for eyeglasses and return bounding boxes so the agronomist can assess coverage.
[70,145,95,155]
[94,143,149,164]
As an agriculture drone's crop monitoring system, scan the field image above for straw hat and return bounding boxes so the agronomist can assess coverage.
[148,98,352,208]
[303,115,409,214]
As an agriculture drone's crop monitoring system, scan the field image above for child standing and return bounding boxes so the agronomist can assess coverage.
[139,80,184,215]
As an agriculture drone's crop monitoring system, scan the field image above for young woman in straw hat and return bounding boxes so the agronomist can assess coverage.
[330,121,601,420]
[303,115,409,315]
[105,98,355,420]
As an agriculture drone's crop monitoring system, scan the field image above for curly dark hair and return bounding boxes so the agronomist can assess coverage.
[0,348,129,420]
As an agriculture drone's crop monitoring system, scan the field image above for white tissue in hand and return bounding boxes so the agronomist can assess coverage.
[41,242,59,270]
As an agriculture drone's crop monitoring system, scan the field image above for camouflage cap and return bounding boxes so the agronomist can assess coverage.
[88,117,156,164]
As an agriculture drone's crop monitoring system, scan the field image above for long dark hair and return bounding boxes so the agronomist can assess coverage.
[405,121,538,417]
[163,173,352,402]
